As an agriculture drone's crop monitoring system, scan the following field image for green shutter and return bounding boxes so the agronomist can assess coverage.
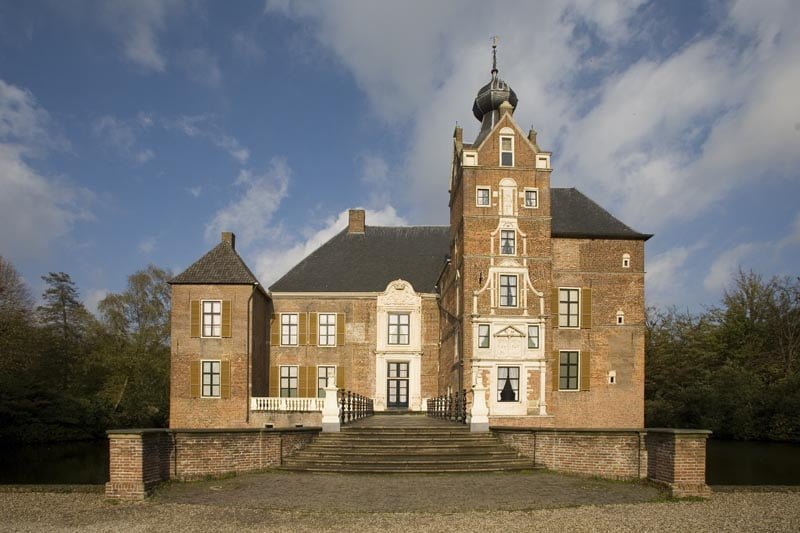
[298,313,307,346]
[581,288,592,329]
[551,351,560,392]
[336,366,345,390]
[190,301,201,337]
[336,313,346,346]
[190,361,201,397]
[270,314,280,346]
[221,300,232,338]
[580,351,591,391]
[221,360,231,398]
[269,366,278,396]
[309,313,318,346]
[551,288,560,322]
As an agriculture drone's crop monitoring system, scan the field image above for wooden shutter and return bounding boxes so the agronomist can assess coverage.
[270,314,280,346]
[551,351,560,392]
[221,300,232,338]
[269,366,279,396]
[190,300,201,337]
[221,360,231,398]
[309,313,318,346]
[336,313,346,346]
[581,288,592,329]
[580,351,591,391]
[551,288,560,321]
[336,366,345,389]
[299,313,308,346]
[190,361,201,397]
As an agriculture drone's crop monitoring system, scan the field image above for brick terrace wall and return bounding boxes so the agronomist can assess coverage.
[646,428,711,497]
[105,427,319,500]
[493,428,647,480]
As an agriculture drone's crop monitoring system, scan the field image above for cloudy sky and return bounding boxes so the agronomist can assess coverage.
[1,0,799,312]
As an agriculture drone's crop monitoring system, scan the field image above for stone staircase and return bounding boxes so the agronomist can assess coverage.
[281,417,537,473]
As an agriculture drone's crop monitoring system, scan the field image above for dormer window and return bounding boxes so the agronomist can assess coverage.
[500,230,515,255]
[500,135,514,166]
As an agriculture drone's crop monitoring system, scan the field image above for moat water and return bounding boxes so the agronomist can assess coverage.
[0,438,798,485]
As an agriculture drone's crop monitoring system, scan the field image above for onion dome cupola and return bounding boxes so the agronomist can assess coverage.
[472,38,518,123]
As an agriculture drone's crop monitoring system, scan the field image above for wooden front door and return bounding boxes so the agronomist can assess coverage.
[387,362,409,408]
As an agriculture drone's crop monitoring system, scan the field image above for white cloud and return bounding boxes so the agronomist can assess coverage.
[232,31,265,63]
[166,114,249,163]
[85,288,109,316]
[138,237,157,254]
[97,0,184,72]
[177,47,222,87]
[187,185,203,198]
[205,158,291,244]
[0,80,93,259]
[93,115,154,164]
[646,242,706,306]
[358,153,391,207]
[253,205,407,286]
[703,243,759,293]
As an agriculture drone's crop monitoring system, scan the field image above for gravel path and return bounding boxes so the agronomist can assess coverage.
[2,490,800,532]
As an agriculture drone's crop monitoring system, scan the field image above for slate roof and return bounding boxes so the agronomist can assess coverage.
[170,240,262,286]
[551,188,652,241]
[269,226,451,293]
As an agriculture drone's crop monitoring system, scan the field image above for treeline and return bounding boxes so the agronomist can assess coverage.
[646,270,800,441]
[0,256,170,443]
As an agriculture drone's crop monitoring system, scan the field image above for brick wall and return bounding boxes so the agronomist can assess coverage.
[646,429,712,497]
[494,428,647,480]
[493,427,712,497]
[105,427,319,500]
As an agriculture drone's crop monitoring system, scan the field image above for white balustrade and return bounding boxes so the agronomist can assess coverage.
[250,397,325,412]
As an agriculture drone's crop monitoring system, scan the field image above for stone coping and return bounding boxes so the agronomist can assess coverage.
[646,428,713,436]
[490,427,646,434]
[107,427,322,436]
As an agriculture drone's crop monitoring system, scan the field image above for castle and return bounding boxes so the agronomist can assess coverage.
[167,46,651,430]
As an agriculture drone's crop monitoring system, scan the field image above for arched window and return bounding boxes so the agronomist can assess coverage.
[622,253,631,268]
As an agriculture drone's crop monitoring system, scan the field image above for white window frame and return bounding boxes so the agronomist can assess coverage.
[499,274,518,308]
[527,325,540,349]
[201,299,222,338]
[388,313,410,345]
[280,365,299,397]
[280,313,299,346]
[317,365,336,398]
[500,135,514,167]
[201,359,221,398]
[497,366,520,402]
[476,186,491,207]
[478,324,490,349]
[558,288,580,329]
[318,313,336,347]
[622,253,631,268]
[558,351,580,391]
[523,188,539,209]
[616,310,625,325]
[500,230,516,256]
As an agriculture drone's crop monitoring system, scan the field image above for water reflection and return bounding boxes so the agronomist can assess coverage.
[706,439,800,485]
[0,440,108,485]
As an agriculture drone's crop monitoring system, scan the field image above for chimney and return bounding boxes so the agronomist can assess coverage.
[221,232,236,250]
[453,125,463,144]
[348,209,365,234]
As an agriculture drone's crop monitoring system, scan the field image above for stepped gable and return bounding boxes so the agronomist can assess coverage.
[269,225,451,293]
[170,232,262,286]
[551,188,652,241]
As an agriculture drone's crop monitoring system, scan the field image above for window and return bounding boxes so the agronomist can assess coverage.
[280,366,298,397]
[202,300,221,338]
[527,325,540,349]
[281,313,298,345]
[478,324,490,348]
[463,152,477,166]
[317,366,336,397]
[318,313,336,346]
[499,275,517,307]
[497,366,520,402]
[616,310,625,325]
[500,230,515,255]
[558,288,580,328]
[476,187,490,206]
[201,360,220,397]
[559,351,579,391]
[500,136,514,166]
[388,313,410,345]
[622,253,631,268]
[524,189,538,208]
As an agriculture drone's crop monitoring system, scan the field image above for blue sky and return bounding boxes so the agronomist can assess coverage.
[1,0,799,313]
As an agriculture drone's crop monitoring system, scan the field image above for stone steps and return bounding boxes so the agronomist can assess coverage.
[281,419,537,473]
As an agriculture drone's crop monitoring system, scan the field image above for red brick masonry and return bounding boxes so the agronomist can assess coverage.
[493,427,711,497]
[105,427,319,500]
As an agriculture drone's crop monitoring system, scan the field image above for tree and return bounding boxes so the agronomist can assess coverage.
[0,255,33,315]
[37,272,92,342]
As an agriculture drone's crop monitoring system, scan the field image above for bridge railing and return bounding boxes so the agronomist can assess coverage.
[338,389,374,425]
[426,389,468,424]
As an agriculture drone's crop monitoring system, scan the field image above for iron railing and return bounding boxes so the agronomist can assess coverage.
[427,389,468,424]
[338,389,374,425]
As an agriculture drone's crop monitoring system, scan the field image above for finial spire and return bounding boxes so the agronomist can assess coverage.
[491,35,499,76]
